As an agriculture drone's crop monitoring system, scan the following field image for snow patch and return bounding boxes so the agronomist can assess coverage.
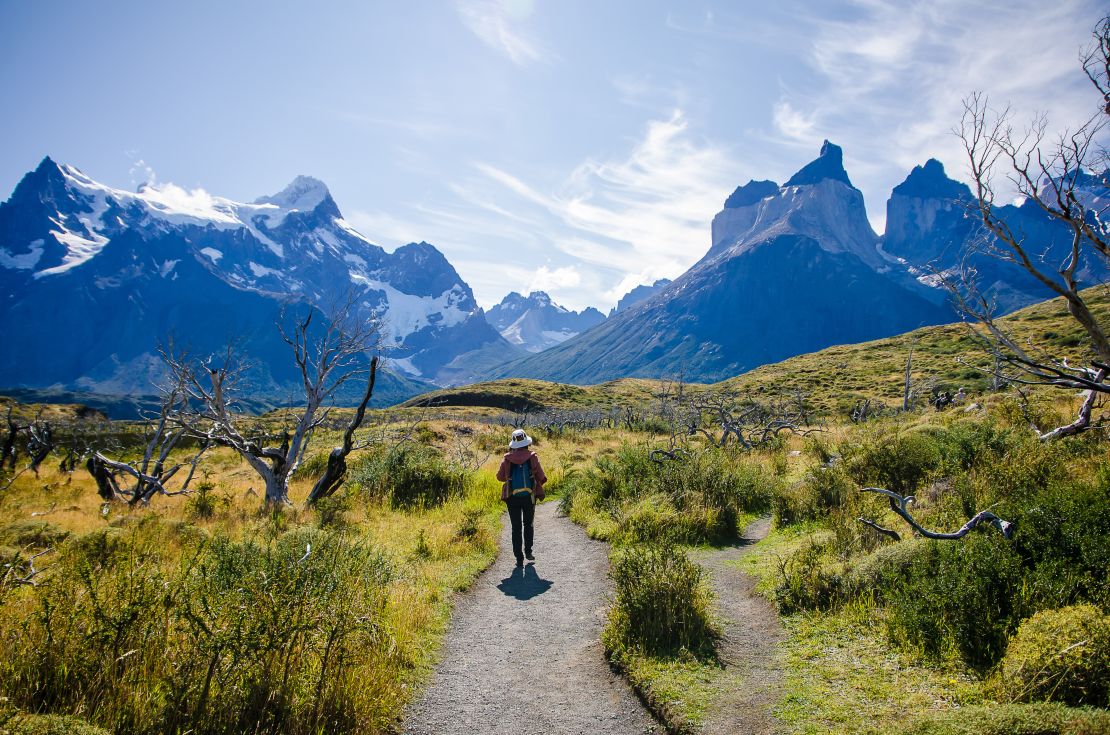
[386,356,422,377]
[36,227,110,277]
[160,259,180,277]
[0,239,44,270]
[358,280,470,343]
[200,247,223,262]
[248,261,281,278]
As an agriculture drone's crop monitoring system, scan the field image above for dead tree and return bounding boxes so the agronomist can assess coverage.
[857,486,1014,541]
[168,301,381,506]
[305,356,378,505]
[1,548,54,589]
[692,391,820,449]
[26,421,53,475]
[951,16,1110,438]
[1,406,27,472]
[84,386,209,504]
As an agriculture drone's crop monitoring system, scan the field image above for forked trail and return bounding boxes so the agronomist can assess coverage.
[691,517,785,735]
[402,501,660,735]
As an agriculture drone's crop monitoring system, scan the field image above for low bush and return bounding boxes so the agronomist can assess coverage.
[349,443,469,508]
[773,466,856,527]
[563,443,776,544]
[994,604,1110,707]
[184,481,227,520]
[603,543,717,658]
[884,533,1025,667]
[841,426,943,495]
[0,520,70,549]
[772,540,844,614]
[0,521,401,735]
[0,713,111,735]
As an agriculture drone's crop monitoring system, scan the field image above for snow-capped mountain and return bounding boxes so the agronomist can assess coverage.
[609,279,672,316]
[485,291,605,353]
[488,142,955,384]
[0,157,510,407]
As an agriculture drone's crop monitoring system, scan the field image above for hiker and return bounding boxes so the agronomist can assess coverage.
[496,429,547,566]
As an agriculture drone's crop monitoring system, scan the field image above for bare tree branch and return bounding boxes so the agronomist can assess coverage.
[859,486,1013,541]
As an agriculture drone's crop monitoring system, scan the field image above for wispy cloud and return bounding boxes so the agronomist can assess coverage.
[529,264,581,292]
[770,0,1106,228]
[772,101,816,143]
[459,110,743,307]
[345,209,425,249]
[456,0,551,66]
[126,153,156,188]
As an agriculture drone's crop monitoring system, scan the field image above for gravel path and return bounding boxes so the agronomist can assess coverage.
[402,501,660,735]
[691,517,785,735]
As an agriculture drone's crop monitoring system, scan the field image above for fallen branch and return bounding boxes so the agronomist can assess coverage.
[859,486,1013,540]
[857,517,902,541]
[1,547,54,588]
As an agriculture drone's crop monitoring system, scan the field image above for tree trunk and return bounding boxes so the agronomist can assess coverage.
[307,448,348,504]
[86,455,120,501]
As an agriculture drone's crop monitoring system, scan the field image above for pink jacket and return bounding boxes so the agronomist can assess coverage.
[496,449,547,500]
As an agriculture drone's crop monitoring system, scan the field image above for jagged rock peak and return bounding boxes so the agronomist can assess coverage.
[724,179,779,209]
[784,140,854,189]
[892,159,970,200]
[255,175,333,211]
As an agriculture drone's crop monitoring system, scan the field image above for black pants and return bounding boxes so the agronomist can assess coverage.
[506,493,535,560]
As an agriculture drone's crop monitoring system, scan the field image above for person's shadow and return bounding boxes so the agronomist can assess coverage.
[497,563,553,600]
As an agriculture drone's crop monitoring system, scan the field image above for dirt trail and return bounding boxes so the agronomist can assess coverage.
[402,501,660,735]
[691,517,785,735]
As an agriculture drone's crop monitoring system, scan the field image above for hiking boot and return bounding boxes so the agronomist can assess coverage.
[525,552,535,561]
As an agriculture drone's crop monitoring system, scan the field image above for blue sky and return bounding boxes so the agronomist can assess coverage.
[1,0,1105,310]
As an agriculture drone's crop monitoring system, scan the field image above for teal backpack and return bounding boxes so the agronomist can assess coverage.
[509,459,534,494]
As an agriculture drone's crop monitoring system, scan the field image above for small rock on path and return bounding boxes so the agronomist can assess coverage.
[402,501,660,735]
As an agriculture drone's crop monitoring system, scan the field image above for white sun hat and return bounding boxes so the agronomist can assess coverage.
[509,429,533,449]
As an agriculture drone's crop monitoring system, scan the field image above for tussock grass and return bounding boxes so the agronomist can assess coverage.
[0,420,505,734]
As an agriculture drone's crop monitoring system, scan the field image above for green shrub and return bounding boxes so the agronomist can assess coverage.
[564,443,776,544]
[842,427,943,495]
[349,444,469,508]
[0,713,111,735]
[1003,471,1110,611]
[994,605,1110,707]
[884,534,1025,667]
[290,450,329,480]
[184,481,227,520]
[898,703,1110,735]
[842,539,928,603]
[773,540,845,614]
[0,522,399,735]
[312,491,352,530]
[772,466,855,527]
[603,543,717,658]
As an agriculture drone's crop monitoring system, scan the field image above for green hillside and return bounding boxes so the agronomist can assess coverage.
[402,287,1109,415]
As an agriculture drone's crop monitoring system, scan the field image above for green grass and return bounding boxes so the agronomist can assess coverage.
[390,287,1109,420]
[776,606,985,734]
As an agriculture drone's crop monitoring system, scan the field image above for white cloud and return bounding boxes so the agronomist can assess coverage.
[528,265,581,292]
[772,101,817,144]
[461,110,743,308]
[772,0,1106,230]
[345,210,423,249]
[456,0,550,65]
[128,156,156,188]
